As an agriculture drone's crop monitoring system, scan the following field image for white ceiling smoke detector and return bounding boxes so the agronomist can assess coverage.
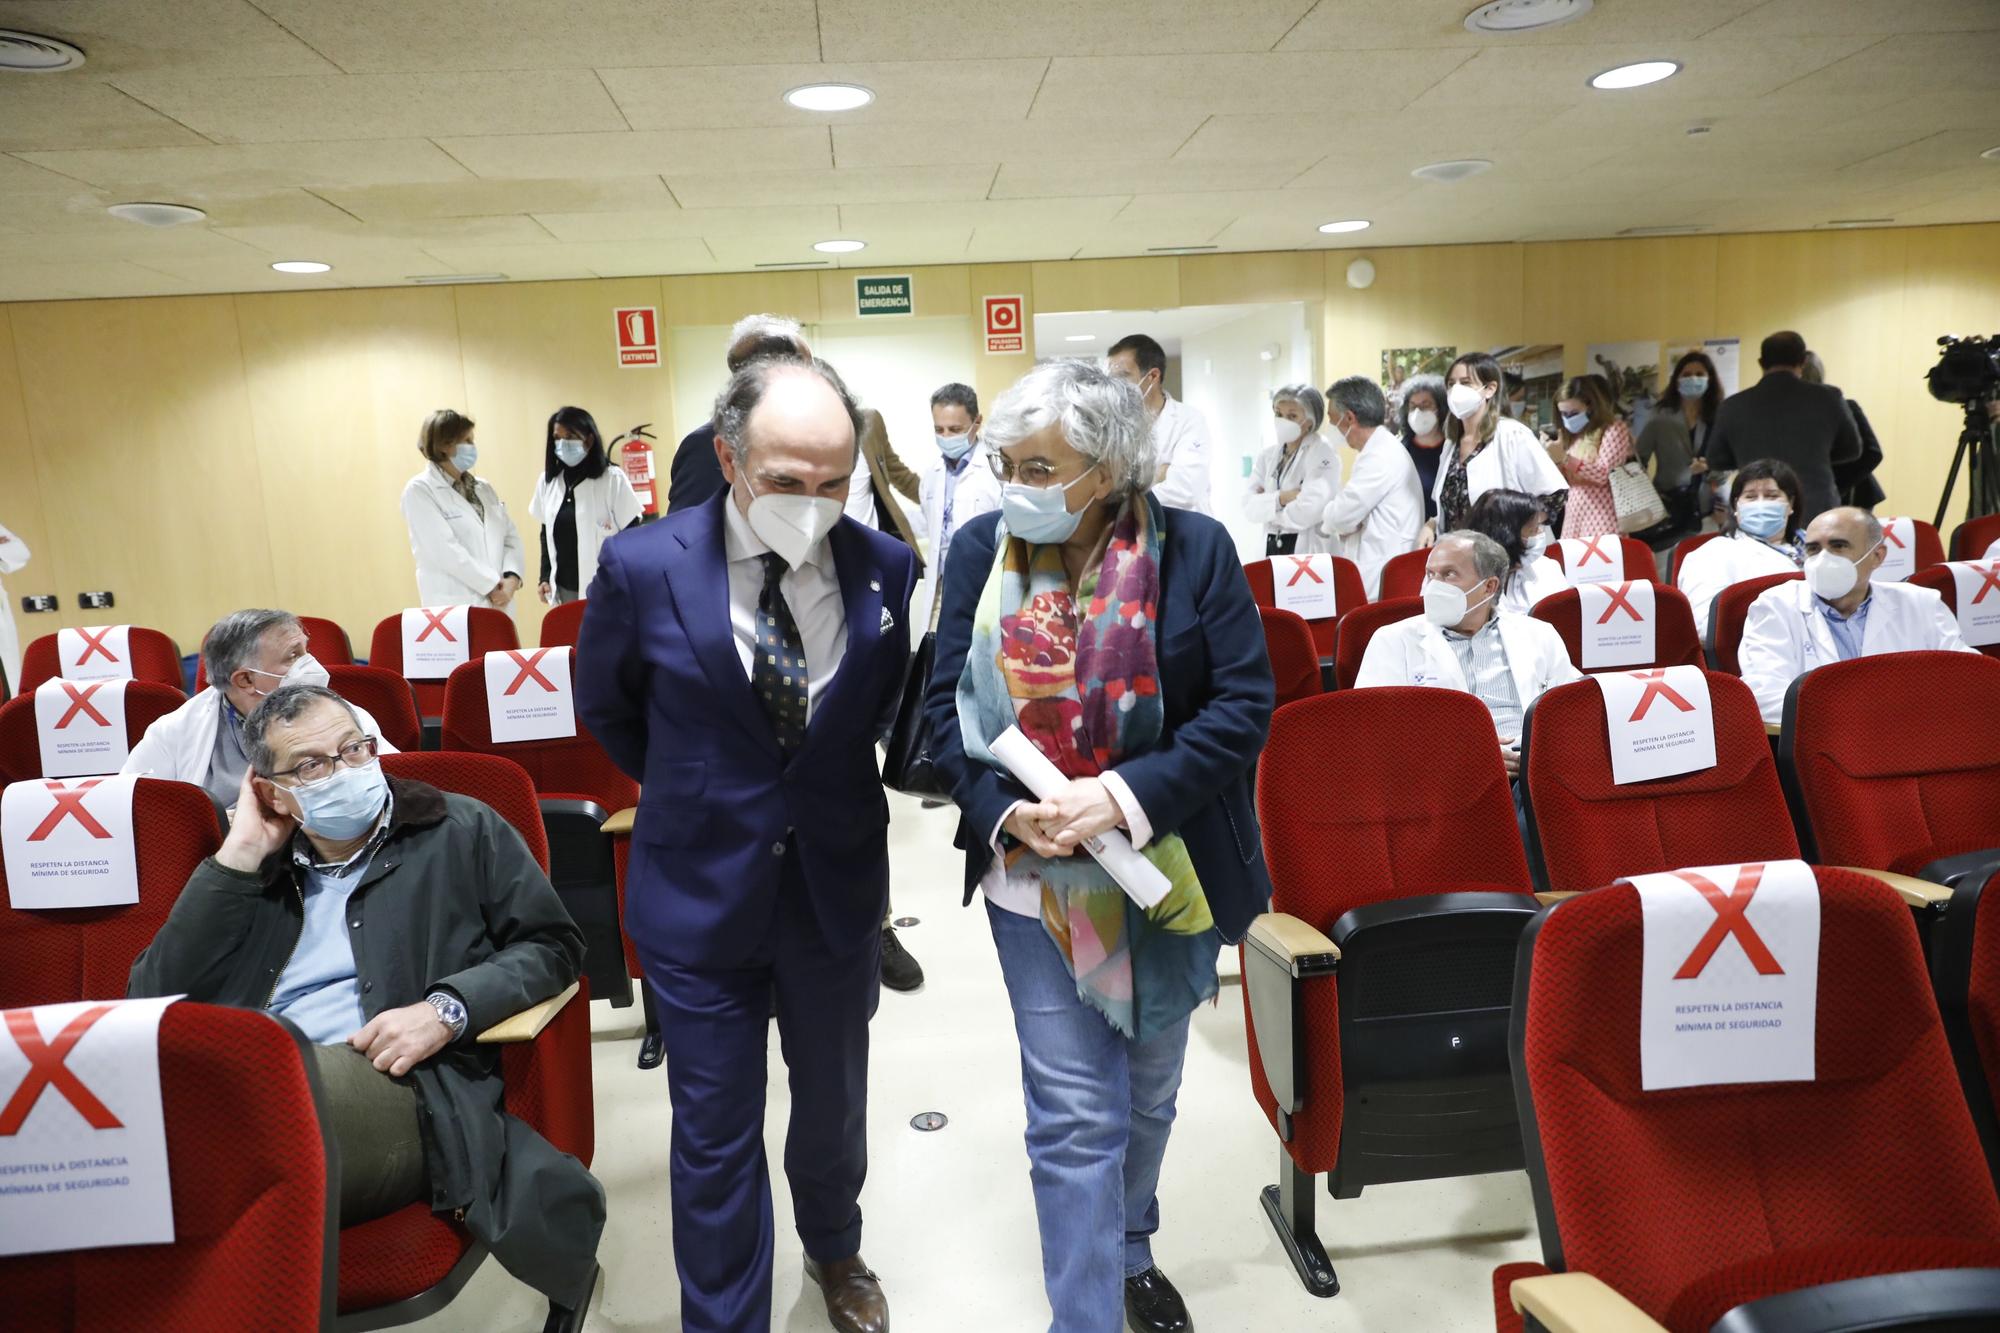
[107,202,206,228]
[1463,0,1593,35]
[1346,258,1377,290]
[0,29,86,72]
[1412,159,1493,184]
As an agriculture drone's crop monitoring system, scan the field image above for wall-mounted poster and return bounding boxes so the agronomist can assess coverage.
[1491,344,1565,430]
[1382,346,1455,395]
[1589,340,1663,436]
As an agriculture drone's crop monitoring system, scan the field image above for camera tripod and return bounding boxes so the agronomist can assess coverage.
[1933,400,1999,533]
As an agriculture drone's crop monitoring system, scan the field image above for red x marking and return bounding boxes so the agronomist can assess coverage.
[1596,582,1644,624]
[1881,520,1906,549]
[53,682,111,729]
[1627,669,1696,722]
[0,1005,124,1135]
[502,648,558,695]
[71,627,118,666]
[1969,562,2000,605]
[1672,864,1784,979]
[1284,557,1324,587]
[414,608,458,643]
[26,780,112,841]
[1577,535,1617,567]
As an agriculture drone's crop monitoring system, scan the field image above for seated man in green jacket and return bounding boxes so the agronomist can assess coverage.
[128,683,604,1325]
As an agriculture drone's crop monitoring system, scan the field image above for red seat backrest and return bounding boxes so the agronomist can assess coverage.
[1243,555,1366,659]
[1521,672,1798,893]
[1331,597,1420,690]
[437,655,638,812]
[1258,689,1531,932]
[1669,531,1719,586]
[539,599,587,648]
[325,664,424,754]
[1377,547,1431,601]
[1548,535,1658,584]
[1257,606,1322,710]
[1952,514,2000,563]
[20,627,185,694]
[0,1003,336,1333]
[0,680,187,785]
[1529,585,1704,674]
[1710,571,1802,675]
[367,609,521,719]
[379,750,549,871]
[1516,869,2000,1321]
[0,777,222,1009]
[193,615,353,691]
[1908,565,2000,661]
[1785,651,2000,872]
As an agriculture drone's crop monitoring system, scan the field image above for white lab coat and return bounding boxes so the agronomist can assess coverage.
[1739,579,1976,726]
[1676,533,1801,645]
[1354,612,1583,739]
[401,464,527,616]
[1321,426,1425,596]
[0,521,28,696]
[1985,537,2000,560]
[123,687,398,788]
[1432,417,1570,522]
[1244,433,1341,553]
[914,446,1005,630]
[1501,554,1568,617]
[528,466,643,596]
[1150,395,1214,516]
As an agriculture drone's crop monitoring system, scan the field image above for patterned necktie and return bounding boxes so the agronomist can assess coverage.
[752,552,809,754]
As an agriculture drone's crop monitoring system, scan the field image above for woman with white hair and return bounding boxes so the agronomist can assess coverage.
[1243,384,1341,555]
[925,359,1274,1333]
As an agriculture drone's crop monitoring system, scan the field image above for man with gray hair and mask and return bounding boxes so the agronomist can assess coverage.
[123,608,397,807]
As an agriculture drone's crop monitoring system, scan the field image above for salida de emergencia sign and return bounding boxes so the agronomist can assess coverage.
[855,275,913,318]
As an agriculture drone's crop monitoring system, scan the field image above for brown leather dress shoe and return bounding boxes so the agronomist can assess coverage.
[804,1254,889,1333]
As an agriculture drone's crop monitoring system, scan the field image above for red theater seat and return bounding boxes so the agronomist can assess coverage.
[1244,555,1366,659]
[193,614,354,691]
[1668,531,1719,586]
[1908,563,2000,660]
[1330,597,1419,690]
[1547,534,1658,583]
[539,599,588,648]
[325,663,423,754]
[19,626,185,694]
[1376,547,1430,601]
[1529,584,1703,674]
[1497,868,2000,1333]
[367,608,520,723]
[0,680,187,785]
[1953,514,2000,562]
[1707,571,1801,675]
[1243,688,1536,1296]
[1257,606,1323,710]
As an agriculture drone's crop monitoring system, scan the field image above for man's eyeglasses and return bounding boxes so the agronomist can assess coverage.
[987,454,1067,487]
[267,737,379,786]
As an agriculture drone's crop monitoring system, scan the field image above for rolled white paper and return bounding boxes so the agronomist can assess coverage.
[990,725,1172,909]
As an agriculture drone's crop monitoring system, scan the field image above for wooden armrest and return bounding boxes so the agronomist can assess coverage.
[601,806,637,836]
[476,980,580,1044]
[1512,1273,1669,1333]
[1764,722,1782,736]
[1834,866,1953,909]
[1535,891,1584,907]
[1247,912,1340,973]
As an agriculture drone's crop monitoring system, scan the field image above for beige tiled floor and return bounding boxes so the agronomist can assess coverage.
[415,792,1544,1332]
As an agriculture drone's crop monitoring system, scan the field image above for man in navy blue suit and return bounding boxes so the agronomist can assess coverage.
[576,354,916,1333]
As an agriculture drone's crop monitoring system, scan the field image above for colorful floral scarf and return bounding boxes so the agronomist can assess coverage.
[956,496,1217,1038]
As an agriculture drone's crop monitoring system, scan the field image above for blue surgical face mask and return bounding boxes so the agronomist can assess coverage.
[1678,375,1710,399]
[286,760,388,841]
[1000,466,1099,544]
[554,437,588,468]
[1736,498,1790,539]
[1561,409,1592,435]
[450,442,479,473]
[936,431,976,462]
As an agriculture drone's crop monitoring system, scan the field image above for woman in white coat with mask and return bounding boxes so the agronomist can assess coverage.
[530,406,643,606]
[1677,459,1808,645]
[0,520,29,695]
[401,409,527,616]
[1243,385,1341,556]
[1421,352,1569,546]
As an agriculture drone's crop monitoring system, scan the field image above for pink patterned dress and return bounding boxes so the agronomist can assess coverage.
[1559,419,1634,542]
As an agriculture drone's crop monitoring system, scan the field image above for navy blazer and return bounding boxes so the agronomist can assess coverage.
[575,493,918,966]
[924,498,1275,943]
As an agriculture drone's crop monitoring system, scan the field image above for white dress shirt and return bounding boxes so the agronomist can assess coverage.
[1149,395,1214,516]
[722,496,847,722]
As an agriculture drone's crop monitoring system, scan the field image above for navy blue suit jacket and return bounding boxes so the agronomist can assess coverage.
[924,498,1275,943]
[575,493,918,966]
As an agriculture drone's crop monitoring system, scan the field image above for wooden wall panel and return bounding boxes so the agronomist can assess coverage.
[0,310,62,668]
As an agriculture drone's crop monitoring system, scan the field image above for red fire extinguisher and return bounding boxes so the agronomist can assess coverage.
[614,424,660,518]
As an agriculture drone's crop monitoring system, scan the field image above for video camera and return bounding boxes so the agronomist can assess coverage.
[1928,334,2000,406]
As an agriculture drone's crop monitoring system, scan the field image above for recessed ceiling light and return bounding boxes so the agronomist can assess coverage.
[1590,60,1680,90]
[813,239,866,254]
[0,29,86,72]
[785,83,874,112]
[1463,0,1592,34]
[1064,333,1097,342]
[1412,159,1493,184]
[106,202,206,228]
[1317,219,1371,235]
[1616,224,1706,237]
[1982,146,2000,161]
[271,260,331,274]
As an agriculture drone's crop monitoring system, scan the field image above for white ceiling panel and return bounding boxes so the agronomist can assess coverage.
[1031,51,1467,121]
[1705,0,2000,39]
[0,82,208,152]
[1407,35,1884,111]
[314,177,676,223]
[0,260,202,300]
[836,197,1131,231]
[965,227,1090,262]
[1769,32,2000,102]
[0,0,340,78]
[992,160,1303,200]
[16,140,474,193]
[704,226,972,268]
[599,60,1050,130]
[817,0,1316,60]
[535,205,840,243]
[1279,0,1764,50]
[433,129,833,180]
[665,165,998,209]
[415,244,602,281]
[834,116,1205,169]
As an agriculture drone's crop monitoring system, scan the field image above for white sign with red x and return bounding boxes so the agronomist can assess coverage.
[1592,664,1716,785]
[56,626,133,684]
[400,605,471,680]
[1558,535,1623,586]
[1270,554,1340,621]
[33,678,131,779]
[1,775,140,909]
[483,647,576,743]
[1948,560,2000,647]
[1635,859,1819,1091]
[1577,580,1657,669]
[1874,516,1917,583]
[0,994,180,1256]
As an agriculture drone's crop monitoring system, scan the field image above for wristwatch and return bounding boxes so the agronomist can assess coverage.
[424,990,469,1041]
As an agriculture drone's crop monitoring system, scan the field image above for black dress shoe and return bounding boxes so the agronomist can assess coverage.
[1124,1267,1191,1333]
[880,925,924,993]
[637,1030,665,1070]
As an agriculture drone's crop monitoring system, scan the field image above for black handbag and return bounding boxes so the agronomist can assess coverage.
[882,594,952,804]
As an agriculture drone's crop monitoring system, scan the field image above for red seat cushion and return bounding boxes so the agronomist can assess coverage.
[1491,1261,1550,1333]
[336,1205,471,1314]
[1663,1237,2000,1332]
[1257,606,1323,710]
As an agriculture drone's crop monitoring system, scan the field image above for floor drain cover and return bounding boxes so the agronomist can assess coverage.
[910,1111,948,1132]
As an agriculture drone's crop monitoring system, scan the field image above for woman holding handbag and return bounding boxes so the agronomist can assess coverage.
[1552,374,1640,540]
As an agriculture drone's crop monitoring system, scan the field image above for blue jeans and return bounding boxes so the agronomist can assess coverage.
[987,901,1193,1333]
